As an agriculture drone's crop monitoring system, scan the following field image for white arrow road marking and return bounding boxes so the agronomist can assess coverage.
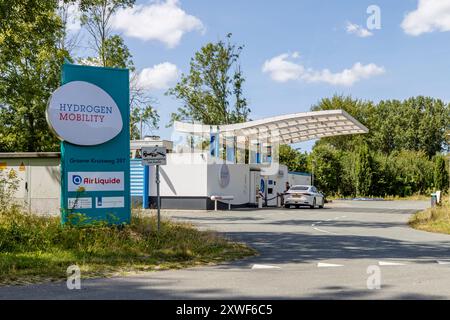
[317,262,344,268]
[313,227,338,235]
[437,260,450,265]
[251,264,281,270]
[311,216,347,235]
[378,261,406,266]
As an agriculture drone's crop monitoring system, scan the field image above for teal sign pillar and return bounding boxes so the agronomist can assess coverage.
[58,63,130,225]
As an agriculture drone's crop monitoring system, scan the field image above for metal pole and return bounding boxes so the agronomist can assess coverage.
[156,165,161,232]
[143,165,149,209]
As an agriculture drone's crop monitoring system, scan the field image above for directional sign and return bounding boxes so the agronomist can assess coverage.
[142,147,167,166]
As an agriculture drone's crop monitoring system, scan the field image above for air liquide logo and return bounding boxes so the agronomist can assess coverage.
[68,172,125,192]
[46,81,123,146]
[72,175,82,186]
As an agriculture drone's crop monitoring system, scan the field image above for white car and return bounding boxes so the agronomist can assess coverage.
[284,185,325,209]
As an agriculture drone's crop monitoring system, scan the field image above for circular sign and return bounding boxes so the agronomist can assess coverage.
[46,81,123,146]
[219,164,230,188]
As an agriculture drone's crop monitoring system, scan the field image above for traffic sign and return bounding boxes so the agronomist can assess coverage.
[141,147,167,166]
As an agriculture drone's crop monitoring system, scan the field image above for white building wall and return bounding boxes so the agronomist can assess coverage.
[207,164,250,205]
[150,152,208,197]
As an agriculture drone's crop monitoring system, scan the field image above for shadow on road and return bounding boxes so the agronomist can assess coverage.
[216,231,450,267]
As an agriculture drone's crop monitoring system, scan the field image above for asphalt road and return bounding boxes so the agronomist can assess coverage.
[1,200,450,300]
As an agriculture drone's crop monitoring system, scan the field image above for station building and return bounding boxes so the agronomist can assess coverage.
[0,109,367,214]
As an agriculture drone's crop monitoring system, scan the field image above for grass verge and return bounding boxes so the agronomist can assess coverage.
[0,209,256,286]
[409,197,450,235]
[328,194,431,201]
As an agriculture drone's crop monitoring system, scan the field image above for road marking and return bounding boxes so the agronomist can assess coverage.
[378,261,406,266]
[317,262,344,268]
[437,260,450,265]
[310,216,348,235]
[313,227,338,235]
[251,264,281,270]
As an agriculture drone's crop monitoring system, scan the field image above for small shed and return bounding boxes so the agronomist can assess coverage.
[0,153,61,215]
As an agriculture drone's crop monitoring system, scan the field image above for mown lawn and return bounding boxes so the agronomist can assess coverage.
[0,209,255,286]
[409,196,450,235]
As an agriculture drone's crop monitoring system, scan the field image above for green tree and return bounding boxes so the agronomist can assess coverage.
[434,155,449,192]
[278,145,308,172]
[129,102,160,140]
[313,95,449,158]
[167,33,250,125]
[79,0,134,68]
[338,151,357,197]
[308,144,341,195]
[0,0,70,152]
[355,143,372,196]
[79,0,159,139]
[393,150,434,196]
[311,95,372,152]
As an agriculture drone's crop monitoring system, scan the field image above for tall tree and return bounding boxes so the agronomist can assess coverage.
[79,0,158,139]
[0,0,70,152]
[278,145,308,172]
[311,95,373,152]
[57,0,82,54]
[129,73,160,139]
[355,143,373,196]
[167,33,250,125]
[79,0,134,67]
[313,95,449,157]
[308,144,341,195]
[434,155,449,192]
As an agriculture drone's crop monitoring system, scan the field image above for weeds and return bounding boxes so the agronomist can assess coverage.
[0,208,255,285]
[409,197,450,235]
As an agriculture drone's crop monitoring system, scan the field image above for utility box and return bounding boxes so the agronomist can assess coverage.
[0,153,61,215]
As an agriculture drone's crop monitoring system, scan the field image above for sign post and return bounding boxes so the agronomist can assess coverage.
[156,165,161,232]
[141,146,167,232]
[47,63,130,225]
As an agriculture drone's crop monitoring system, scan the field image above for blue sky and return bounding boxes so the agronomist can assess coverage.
[70,0,450,151]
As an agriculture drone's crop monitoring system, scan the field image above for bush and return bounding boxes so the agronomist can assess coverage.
[0,169,20,214]
[434,154,449,192]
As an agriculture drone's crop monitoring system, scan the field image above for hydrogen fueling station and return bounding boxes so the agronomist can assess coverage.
[141,109,368,211]
[0,62,369,220]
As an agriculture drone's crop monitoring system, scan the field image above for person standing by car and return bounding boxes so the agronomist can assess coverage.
[281,182,291,206]
[285,182,291,192]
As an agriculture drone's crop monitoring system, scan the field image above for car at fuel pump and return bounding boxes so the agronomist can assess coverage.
[284,185,325,209]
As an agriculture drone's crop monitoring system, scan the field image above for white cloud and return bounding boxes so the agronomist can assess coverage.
[346,22,373,38]
[401,0,450,36]
[136,62,179,90]
[262,53,385,86]
[262,53,304,83]
[303,62,385,86]
[111,0,204,48]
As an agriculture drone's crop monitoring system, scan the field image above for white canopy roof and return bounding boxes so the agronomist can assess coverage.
[174,109,368,144]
